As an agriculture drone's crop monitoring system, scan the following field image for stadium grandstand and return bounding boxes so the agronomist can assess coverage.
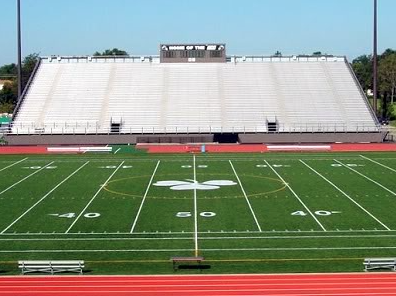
[5,44,384,145]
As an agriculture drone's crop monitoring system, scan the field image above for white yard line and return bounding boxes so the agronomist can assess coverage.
[114,148,121,154]
[300,160,391,231]
[1,246,396,253]
[193,154,199,256]
[65,161,125,234]
[229,160,262,232]
[334,159,396,196]
[129,161,160,233]
[1,162,90,234]
[0,161,55,196]
[0,157,28,172]
[360,155,396,173]
[264,160,327,232]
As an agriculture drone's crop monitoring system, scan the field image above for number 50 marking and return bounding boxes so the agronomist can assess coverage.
[176,212,216,218]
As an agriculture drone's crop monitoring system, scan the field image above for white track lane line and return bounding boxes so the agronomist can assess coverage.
[264,160,327,231]
[229,160,262,232]
[129,161,160,233]
[300,160,390,231]
[65,161,125,234]
[1,161,90,234]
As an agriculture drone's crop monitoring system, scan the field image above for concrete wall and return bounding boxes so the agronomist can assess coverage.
[238,132,386,144]
[5,134,214,145]
[5,132,385,146]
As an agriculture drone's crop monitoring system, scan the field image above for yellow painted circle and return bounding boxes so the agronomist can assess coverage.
[103,173,286,200]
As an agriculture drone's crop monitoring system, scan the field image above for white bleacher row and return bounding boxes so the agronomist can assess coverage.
[11,57,379,134]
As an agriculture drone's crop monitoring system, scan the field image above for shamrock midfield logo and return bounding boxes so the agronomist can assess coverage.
[153,179,237,191]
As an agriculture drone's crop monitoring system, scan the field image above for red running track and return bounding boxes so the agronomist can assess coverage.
[1,273,396,296]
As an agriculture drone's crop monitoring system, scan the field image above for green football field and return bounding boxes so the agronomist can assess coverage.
[0,151,396,274]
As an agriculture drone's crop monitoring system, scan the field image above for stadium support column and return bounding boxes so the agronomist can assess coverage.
[373,0,378,117]
[17,0,22,100]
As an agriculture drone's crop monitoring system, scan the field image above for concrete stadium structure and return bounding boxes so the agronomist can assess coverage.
[6,53,384,145]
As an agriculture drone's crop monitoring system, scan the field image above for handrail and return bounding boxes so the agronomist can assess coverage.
[12,58,42,121]
[344,58,380,126]
[5,122,382,136]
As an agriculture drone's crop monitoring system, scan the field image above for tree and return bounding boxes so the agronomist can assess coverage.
[0,81,17,104]
[351,55,373,93]
[380,48,396,60]
[0,53,39,113]
[93,48,128,56]
[273,50,282,57]
[379,53,396,104]
[0,81,17,113]
[0,63,17,77]
[313,51,322,56]
[22,53,40,88]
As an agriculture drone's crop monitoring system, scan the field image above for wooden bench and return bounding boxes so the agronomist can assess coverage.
[170,256,204,271]
[18,260,84,275]
[364,258,396,271]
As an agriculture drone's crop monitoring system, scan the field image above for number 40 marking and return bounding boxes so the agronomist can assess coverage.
[291,210,341,217]
[49,213,101,219]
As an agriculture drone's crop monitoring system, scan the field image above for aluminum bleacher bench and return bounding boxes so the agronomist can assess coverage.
[170,256,204,271]
[364,258,396,271]
[18,260,84,275]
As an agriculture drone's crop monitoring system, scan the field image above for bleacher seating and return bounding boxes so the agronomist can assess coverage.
[11,56,379,134]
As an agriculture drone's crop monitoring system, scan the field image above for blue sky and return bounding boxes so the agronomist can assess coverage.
[0,0,395,66]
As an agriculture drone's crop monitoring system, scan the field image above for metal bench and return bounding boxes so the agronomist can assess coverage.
[170,256,204,271]
[18,260,84,275]
[364,258,396,271]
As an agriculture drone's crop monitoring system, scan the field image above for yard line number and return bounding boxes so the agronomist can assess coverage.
[291,210,341,217]
[49,213,101,219]
[331,164,365,167]
[176,211,216,218]
[23,166,57,170]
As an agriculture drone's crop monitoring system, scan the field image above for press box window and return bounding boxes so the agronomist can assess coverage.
[210,51,223,58]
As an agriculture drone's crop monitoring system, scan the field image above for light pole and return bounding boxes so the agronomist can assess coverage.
[373,0,378,117]
[17,0,22,101]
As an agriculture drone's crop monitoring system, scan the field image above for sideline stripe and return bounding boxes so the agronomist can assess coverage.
[300,160,390,231]
[66,161,125,234]
[2,233,396,241]
[193,154,199,256]
[0,257,365,265]
[360,155,396,173]
[1,162,90,234]
[1,246,396,253]
[0,161,55,196]
[14,155,376,163]
[229,160,262,232]
[264,160,326,231]
[129,161,160,233]
[1,228,393,236]
[114,148,121,154]
[0,157,28,172]
[334,159,396,196]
